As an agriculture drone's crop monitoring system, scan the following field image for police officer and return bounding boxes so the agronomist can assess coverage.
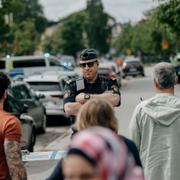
[63,48,121,119]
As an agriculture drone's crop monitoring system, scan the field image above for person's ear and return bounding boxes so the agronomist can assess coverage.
[153,79,158,89]
[4,90,7,99]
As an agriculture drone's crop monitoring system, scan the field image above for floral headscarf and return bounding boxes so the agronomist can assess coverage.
[66,127,144,180]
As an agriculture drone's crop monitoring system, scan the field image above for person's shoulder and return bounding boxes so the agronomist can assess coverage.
[5,113,20,125]
[65,78,79,89]
[0,111,21,130]
[118,135,138,151]
[66,78,76,85]
[120,135,137,147]
[0,111,17,121]
[66,76,84,85]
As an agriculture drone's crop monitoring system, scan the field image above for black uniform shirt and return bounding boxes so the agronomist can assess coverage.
[63,75,120,107]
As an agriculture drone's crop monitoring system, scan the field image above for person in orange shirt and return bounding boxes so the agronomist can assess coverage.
[0,72,27,180]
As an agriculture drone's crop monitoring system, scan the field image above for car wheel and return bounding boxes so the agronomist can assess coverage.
[28,128,36,152]
[142,72,145,77]
[177,75,180,84]
[38,114,47,134]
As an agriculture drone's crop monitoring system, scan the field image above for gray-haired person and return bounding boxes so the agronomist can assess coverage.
[129,62,180,180]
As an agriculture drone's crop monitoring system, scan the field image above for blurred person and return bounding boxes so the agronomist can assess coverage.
[47,98,142,180]
[63,127,144,180]
[115,57,123,66]
[75,98,142,167]
[129,62,180,180]
[63,48,121,122]
[170,52,179,67]
[0,72,27,180]
[170,53,180,83]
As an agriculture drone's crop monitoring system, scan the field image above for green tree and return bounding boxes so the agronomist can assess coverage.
[43,12,85,57]
[156,0,180,34]
[85,0,112,54]
[155,0,180,52]
[113,23,133,55]
[0,0,47,56]
[59,14,85,57]
[14,20,39,55]
[0,0,13,56]
[43,0,114,56]
[113,6,177,61]
[11,0,47,33]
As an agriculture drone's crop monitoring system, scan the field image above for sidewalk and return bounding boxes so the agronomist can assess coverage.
[26,128,72,180]
[44,127,71,151]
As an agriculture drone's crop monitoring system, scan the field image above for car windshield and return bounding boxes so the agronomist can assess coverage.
[0,60,5,69]
[28,82,61,91]
[13,58,46,68]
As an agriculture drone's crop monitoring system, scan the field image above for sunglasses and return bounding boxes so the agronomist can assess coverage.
[79,61,97,68]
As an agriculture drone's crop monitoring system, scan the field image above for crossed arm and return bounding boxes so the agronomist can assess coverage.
[4,140,27,180]
[64,91,120,116]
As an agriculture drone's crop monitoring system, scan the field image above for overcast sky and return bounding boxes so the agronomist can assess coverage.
[39,0,159,23]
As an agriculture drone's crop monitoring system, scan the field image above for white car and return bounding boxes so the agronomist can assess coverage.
[24,72,69,120]
[0,54,64,77]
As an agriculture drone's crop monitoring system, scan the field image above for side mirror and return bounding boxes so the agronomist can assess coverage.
[37,94,45,99]
[22,103,29,113]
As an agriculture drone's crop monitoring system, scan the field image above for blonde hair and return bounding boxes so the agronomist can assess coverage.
[75,98,118,132]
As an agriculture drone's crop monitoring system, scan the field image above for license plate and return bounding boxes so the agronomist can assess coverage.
[129,68,136,72]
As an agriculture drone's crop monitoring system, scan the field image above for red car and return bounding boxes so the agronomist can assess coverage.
[98,62,122,87]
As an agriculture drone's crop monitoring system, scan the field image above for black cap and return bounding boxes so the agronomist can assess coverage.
[79,49,98,63]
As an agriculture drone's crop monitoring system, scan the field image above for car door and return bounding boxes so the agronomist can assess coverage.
[11,83,45,128]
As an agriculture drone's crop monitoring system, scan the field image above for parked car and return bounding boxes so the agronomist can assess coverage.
[0,54,64,77]
[4,94,36,152]
[98,62,122,87]
[24,72,69,120]
[58,55,76,71]
[122,57,145,78]
[9,81,47,133]
[43,70,79,81]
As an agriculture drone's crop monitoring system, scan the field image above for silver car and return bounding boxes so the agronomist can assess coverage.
[24,72,69,120]
[9,81,47,133]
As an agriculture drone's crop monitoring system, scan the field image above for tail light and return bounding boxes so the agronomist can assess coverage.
[50,94,63,98]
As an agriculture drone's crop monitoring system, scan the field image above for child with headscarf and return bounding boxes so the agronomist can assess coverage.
[63,127,144,180]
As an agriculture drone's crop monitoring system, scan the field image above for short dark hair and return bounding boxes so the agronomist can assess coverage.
[0,72,10,99]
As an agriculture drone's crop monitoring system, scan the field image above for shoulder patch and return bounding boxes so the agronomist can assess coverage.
[111,85,119,93]
[64,90,71,98]
[66,79,73,84]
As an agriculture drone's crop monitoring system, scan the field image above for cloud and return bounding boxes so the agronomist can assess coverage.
[40,0,158,22]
